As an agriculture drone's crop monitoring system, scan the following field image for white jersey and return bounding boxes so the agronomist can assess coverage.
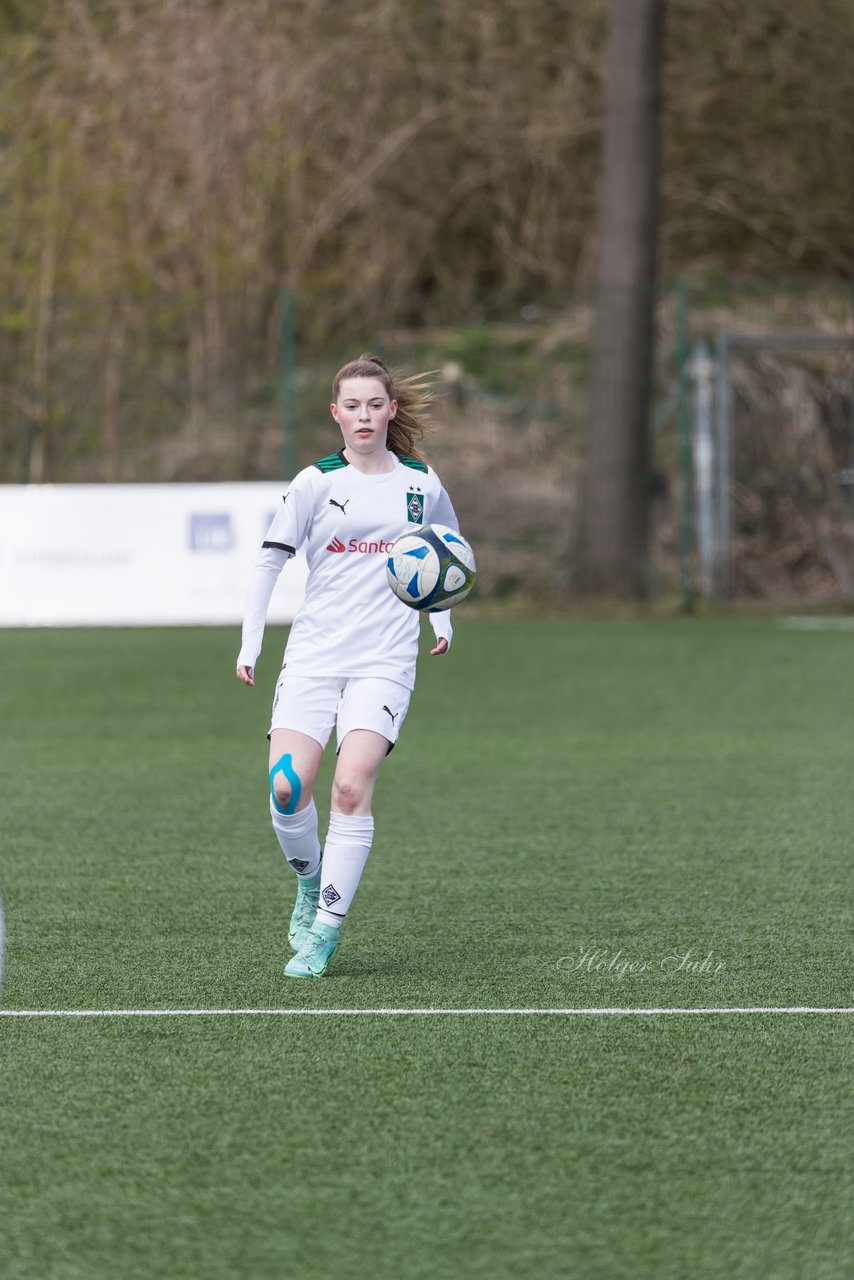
[237,449,458,690]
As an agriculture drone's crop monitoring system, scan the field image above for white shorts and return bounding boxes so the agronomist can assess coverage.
[269,674,412,752]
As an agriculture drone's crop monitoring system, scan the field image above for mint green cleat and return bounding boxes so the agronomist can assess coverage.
[288,872,321,954]
[284,922,340,979]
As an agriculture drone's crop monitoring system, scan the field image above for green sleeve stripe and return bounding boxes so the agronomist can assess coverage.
[399,455,428,473]
[314,451,349,472]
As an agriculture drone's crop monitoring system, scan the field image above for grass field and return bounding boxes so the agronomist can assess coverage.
[1,618,852,1279]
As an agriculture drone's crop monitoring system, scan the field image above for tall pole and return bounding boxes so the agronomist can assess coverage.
[675,280,694,611]
[576,0,667,598]
[280,286,298,479]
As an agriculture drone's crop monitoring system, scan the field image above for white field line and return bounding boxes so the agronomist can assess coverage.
[1,1006,853,1018]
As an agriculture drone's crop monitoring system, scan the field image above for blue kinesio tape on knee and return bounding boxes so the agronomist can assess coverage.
[269,754,301,816]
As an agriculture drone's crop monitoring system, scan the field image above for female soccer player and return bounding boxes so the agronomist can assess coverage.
[236,353,459,979]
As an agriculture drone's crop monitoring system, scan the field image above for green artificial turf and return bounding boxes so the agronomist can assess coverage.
[1,619,852,1279]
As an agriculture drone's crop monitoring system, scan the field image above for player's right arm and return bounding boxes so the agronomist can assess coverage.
[235,470,317,683]
[235,543,293,682]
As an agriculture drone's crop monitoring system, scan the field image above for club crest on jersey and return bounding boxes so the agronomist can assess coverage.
[406,490,424,524]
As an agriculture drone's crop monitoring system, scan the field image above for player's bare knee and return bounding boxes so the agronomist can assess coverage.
[332,777,362,815]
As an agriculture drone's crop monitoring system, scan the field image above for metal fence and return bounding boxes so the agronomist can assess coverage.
[2,282,853,603]
[0,292,285,487]
[675,282,854,605]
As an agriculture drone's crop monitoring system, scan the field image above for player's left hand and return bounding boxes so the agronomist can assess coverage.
[430,638,449,656]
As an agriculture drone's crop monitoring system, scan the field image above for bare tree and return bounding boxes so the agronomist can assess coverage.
[576,0,667,598]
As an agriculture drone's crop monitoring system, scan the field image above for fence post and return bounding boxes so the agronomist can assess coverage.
[675,279,694,611]
[713,331,732,598]
[849,284,854,517]
[280,286,297,479]
[692,339,715,599]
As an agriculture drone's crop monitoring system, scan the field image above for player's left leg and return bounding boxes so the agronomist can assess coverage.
[285,679,411,978]
[285,730,389,978]
[323,725,389,902]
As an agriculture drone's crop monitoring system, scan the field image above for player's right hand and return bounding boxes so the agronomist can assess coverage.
[236,665,254,686]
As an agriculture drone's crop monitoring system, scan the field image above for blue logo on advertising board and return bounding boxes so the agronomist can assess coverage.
[189,513,234,552]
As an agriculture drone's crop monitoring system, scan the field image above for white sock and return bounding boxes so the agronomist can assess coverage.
[269,797,322,881]
[316,813,375,928]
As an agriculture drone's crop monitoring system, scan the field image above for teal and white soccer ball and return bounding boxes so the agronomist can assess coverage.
[386,524,477,611]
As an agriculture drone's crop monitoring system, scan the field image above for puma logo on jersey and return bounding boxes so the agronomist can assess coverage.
[382,705,398,725]
[328,498,350,514]
[327,536,346,552]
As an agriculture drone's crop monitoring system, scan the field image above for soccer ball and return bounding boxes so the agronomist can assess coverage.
[386,524,476,611]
